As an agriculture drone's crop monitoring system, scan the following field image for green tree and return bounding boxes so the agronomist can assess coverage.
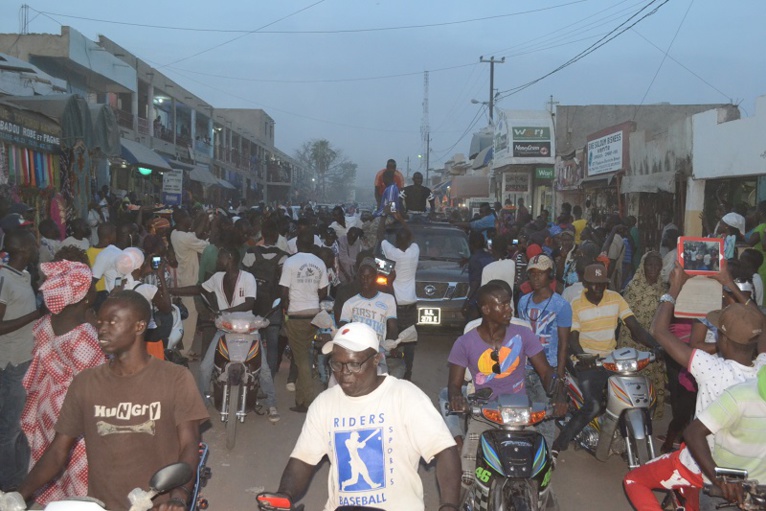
[294,139,356,202]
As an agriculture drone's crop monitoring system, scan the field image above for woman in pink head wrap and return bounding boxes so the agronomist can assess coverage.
[20,261,106,504]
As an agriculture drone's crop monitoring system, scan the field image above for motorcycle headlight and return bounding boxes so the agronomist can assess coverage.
[501,406,531,426]
[615,359,639,373]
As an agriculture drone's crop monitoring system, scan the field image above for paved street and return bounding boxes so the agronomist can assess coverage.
[192,329,658,510]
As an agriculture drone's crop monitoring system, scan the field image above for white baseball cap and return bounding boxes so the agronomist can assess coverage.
[321,322,379,355]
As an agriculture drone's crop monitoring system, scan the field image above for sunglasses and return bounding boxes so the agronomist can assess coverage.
[490,347,501,374]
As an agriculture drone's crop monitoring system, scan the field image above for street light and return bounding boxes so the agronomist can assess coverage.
[470,99,489,105]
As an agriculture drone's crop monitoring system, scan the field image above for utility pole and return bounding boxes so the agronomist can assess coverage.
[480,56,505,121]
[20,5,30,34]
[546,94,559,115]
[420,71,430,176]
[425,136,431,185]
[405,156,410,179]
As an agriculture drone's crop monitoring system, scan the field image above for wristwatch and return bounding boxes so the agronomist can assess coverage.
[659,294,676,306]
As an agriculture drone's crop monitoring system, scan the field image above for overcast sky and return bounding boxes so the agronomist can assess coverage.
[1,0,764,186]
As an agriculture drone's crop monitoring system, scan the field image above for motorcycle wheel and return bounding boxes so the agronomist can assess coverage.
[627,434,652,466]
[492,480,537,511]
[225,384,239,450]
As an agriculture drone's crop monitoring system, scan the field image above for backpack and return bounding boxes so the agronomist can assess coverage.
[245,246,287,316]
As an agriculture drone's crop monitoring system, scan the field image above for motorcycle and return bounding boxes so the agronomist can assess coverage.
[452,388,557,511]
[563,347,656,468]
[203,296,281,450]
[0,462,194,511]
[255,492,383,511]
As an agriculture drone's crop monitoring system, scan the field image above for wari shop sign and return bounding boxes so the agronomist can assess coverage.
[493,109,555,168]
[535,166,554,181]
[0,107,61,153]
[162,169,184,206]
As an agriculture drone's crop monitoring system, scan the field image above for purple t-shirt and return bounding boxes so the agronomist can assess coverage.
[448,323,543,397]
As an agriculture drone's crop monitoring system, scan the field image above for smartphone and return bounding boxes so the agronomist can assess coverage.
[677,236,723,276]
[151,256,162,270]
[512,239,519,245]
[114,277,123,287]
[374,257,396,276]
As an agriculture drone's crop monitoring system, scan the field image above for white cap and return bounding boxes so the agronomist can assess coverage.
[722,212,746,235]
[321,322,379,355]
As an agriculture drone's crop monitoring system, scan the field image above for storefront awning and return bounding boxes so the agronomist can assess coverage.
[578,172,616,187]
[472,146,494,170]
[451,174,490,199]
[120,138,172,171]
[621,172,675,194]
[217,178,236,189]
[188,164,219,185]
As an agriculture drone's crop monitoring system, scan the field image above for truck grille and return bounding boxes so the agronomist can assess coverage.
[416,282,468,299]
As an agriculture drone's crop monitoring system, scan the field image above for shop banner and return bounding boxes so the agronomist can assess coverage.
[587,130,623,176]
[162,169,184,206]
[493,109,555,168]
[0,107,61,153]
[503,172,529,193]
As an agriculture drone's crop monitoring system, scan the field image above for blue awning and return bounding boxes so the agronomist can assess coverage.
[188,164,219,185]
[120,138,171,171]
[217,178,236,189]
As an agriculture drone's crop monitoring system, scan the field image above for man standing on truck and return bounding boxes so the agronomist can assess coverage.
[400,172,434,214]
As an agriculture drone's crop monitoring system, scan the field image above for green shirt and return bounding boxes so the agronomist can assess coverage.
[698,378,766,482]
[198,244,219,284]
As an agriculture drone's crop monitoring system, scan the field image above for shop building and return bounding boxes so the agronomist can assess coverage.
[492,109,555,217]
[686,96,766,236]
[0,26,304,207]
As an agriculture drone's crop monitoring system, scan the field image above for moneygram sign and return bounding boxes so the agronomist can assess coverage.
[512,127,551,158]
[588,129,627,176]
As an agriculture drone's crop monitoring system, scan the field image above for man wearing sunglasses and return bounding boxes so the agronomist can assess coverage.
[447,282,565,480]
[270,322,461,511]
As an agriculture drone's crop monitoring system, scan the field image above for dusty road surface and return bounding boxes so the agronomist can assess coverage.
[193,329,664,510]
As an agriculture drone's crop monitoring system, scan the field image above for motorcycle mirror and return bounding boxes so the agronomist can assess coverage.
[148,462,193,493]
[271,298,281,309]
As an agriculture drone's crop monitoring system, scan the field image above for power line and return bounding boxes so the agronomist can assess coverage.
[633,0,695,120]
[495,0,670,101]
[432,105,487,161]
[162,65,419,135]
[630,25,732,102]
[29,1,587,35]
[156,0,327,68]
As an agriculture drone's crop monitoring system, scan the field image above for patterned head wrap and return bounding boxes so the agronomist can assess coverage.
[40,261,92,314]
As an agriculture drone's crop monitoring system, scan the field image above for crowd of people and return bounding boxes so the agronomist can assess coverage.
[1,161,766,510]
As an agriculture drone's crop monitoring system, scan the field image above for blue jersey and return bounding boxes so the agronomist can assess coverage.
[374,184,401,217]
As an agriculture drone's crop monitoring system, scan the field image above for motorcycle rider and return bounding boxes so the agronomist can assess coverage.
[448,281,566,482]
[551,263,658,458]
[169,245,280,422]
[270,322,461,511]
[684,366,766,510]
[8,290,208,511]
[623,263,766,510]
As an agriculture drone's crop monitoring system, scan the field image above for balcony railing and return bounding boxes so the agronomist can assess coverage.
[137,117,149,135]
[115,109,134,130]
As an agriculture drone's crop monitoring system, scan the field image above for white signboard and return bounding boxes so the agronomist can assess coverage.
[162,169,184,205]
[587,131,623,176]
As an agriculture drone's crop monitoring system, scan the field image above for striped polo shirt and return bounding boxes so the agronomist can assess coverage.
[698,377,766,482]
[571,289,634,356]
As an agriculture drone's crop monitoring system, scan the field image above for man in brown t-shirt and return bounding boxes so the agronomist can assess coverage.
[14,290,209,511]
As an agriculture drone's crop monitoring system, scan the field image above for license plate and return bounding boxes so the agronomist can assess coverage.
[418,308,441,325]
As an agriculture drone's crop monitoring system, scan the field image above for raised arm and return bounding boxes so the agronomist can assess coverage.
[650,263,694,367]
